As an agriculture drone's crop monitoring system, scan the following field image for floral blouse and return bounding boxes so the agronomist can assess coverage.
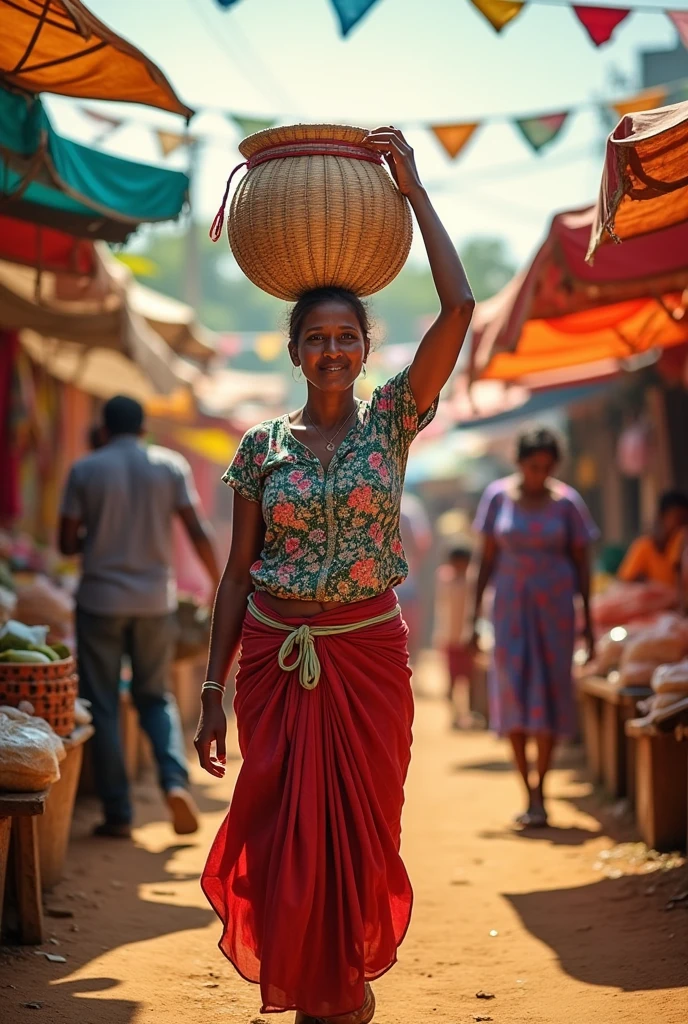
[223,367,437,602]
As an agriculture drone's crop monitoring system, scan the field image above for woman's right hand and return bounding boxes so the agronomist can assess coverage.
[194,696,227,778]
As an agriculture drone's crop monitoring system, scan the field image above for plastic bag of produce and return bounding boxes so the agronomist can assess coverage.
[618,661,660,687]
[0,705,65,792]
[651,660,688,695]
[620,615,688,668]
[0,620,49,651]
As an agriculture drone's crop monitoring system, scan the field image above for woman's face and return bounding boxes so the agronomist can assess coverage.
[290,300,367,393]
[518,449,557,493]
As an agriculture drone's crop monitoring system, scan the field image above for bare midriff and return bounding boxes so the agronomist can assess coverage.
[260,592,370,620]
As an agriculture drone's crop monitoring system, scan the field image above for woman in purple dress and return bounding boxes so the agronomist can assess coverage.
[470,428,598,827]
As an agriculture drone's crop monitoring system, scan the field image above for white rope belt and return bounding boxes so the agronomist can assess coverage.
[247,594,401,690]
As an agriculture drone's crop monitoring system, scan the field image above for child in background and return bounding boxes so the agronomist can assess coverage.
[434,546,475,729]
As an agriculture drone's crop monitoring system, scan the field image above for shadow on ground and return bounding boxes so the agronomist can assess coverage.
[505,864,688,991]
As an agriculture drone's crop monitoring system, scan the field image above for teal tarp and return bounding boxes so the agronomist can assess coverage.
[0,88,188,241]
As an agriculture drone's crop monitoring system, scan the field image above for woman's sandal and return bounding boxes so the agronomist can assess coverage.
[513,807,548,829]
[295,983,375,1024]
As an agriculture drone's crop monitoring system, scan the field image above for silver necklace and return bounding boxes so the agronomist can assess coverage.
[303,402,358,452]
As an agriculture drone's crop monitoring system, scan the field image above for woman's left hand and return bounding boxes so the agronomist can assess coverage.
[365,127,423,197]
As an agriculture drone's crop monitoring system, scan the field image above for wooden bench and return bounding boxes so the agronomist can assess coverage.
[0,790,47,944]
[577,674,651,801]
[625,695,688,853]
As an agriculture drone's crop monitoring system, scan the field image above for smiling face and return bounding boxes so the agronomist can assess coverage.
[289,299,368,393]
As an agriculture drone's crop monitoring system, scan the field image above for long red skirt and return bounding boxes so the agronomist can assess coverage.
[201,589,414,1017]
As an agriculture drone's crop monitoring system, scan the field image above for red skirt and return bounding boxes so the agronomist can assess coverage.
[201,589,414,1018]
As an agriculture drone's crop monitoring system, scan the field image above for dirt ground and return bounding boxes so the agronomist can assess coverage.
[3,653,688,1024]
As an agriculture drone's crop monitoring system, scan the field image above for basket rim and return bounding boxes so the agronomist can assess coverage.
[239,123,368,160]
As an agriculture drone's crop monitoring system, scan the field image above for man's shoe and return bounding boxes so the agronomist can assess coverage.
[166,787,200,835]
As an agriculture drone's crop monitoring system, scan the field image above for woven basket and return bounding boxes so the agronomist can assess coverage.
[0,657,77,738]
[227,124,413,300]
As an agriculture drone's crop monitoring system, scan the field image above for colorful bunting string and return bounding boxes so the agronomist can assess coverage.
[612,86,669,119]
[515,112,569,152]
[156,130,199,157]
[668,10,688,48]
[229,115,277,136]
[329,0,380,35]
[572,6,630,45]
[430,123,479,159]
[468,0,524,32]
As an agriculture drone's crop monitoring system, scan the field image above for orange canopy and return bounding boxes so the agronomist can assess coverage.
[481,294,688,382]
[588,99,688,259]
[0,0,192,116]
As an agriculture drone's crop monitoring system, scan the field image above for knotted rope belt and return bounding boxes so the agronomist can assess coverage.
[247,594,401,691]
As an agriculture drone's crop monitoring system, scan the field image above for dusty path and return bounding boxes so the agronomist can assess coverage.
[3,658,687,1023]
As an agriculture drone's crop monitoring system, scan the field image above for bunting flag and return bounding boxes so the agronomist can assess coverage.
[329,0,379,35]
[612,86,668,119]
[469,0,524,32]
[668,10,688,48]
[573,6,630,46]
[515,112,569,152]
[230,115,277,137]
[156,130,198,157]
[430,122,480,159]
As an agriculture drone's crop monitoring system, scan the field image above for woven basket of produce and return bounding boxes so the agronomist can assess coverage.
[0,657,77,738]
[213,124,413,300]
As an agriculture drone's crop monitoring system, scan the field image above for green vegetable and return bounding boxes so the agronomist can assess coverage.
[29,644,60,662]
[51,643,71,661]
[0,648,52,664]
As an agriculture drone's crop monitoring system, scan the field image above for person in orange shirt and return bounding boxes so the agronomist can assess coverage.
[618,491,688,587]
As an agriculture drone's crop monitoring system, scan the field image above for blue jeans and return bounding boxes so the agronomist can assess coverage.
[76,608,188,825]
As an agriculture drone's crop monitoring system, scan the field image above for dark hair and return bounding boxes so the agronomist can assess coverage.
[516,427,562,464]
[87,424,104,450]
[448,546,472,562]
[658,490,688,515]
[288,286,371,348]
[103,395,144,436]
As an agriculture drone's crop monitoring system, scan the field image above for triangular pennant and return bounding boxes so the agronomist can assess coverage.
[81,107,123,130]
[156,130,197,157]
[612,86,667,119]
[215,0,242,7]
[430,123,479,160]
[573,6,630,46]
[230,115,277,138]
[329,0,379,36]
[668,11,688,49]
[468,0,524,32]
[515,112,568,152]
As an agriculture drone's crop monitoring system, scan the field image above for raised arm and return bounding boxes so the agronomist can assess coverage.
[194,492,265,778]
[366,128,475,415]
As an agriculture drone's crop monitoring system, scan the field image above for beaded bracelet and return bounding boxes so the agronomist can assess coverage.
[201,681,225,696]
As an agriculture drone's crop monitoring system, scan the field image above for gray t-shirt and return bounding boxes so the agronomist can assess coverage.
[60,436,199,616]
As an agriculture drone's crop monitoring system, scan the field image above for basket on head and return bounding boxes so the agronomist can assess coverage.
[221,124,413,300]
[0,657,77,738]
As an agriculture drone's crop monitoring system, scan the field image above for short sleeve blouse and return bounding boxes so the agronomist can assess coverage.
[223,366,437,602]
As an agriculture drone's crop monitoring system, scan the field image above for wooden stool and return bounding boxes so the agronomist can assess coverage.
[0,790,48,944]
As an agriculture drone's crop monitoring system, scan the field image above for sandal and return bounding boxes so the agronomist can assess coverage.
[513,808,548,829]
[295,983,375,1024]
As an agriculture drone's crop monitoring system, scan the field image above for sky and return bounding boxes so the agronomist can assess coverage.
[48,0,688,267]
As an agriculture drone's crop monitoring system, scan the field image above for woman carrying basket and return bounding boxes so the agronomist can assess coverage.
[196,127,474,1023]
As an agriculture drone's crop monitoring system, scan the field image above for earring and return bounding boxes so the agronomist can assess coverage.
[291,366,302,381]
[362,364,367,379]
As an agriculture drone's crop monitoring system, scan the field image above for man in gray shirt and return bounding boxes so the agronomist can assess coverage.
[60,395,220,838]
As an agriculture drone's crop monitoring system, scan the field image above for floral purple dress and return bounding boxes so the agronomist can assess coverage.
[474,479,599,738]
